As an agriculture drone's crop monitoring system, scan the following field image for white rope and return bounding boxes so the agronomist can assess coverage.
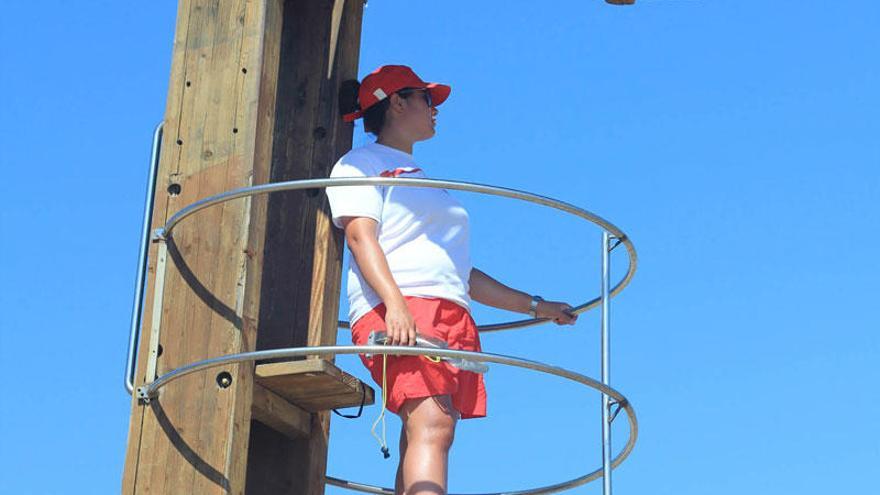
[370,353,389,457]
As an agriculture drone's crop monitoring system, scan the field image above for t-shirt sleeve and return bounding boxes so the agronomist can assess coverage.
[326,152,385,229]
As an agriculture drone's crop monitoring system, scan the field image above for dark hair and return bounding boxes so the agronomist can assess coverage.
[339,80,419,136]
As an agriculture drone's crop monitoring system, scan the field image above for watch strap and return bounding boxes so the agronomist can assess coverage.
[528,295,544,318]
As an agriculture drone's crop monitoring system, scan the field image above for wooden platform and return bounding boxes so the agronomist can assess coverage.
[257,358,375,412]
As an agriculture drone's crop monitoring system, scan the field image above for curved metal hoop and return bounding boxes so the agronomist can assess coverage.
[144,345,638,495]
[154,177,638,332]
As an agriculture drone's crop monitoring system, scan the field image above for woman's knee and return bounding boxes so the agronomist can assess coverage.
[410,415,456,451]
[401,396,458,450]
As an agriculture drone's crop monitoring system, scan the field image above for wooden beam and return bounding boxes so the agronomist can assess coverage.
[122,1,284,493]
[121,0,364,493]
[251,383,311,440]
[245,0,364,493]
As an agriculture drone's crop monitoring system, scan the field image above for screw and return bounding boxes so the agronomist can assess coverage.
[216,371,233,389]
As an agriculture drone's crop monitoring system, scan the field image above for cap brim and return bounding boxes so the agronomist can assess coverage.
[426,83,451,107]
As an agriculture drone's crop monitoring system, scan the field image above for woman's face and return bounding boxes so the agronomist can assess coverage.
[391,88,438,142]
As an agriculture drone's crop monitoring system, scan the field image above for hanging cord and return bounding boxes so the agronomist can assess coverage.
[332,383,367,419]
[370,353,391,458]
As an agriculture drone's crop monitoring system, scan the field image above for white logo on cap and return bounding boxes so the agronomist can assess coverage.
[373,88,388,101]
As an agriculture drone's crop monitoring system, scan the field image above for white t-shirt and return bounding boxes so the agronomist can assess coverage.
[326,142,472,326]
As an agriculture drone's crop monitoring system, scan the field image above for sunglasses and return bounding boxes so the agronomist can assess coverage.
[398,87,433,108]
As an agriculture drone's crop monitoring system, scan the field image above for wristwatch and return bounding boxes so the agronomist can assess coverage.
[528,295,544,318]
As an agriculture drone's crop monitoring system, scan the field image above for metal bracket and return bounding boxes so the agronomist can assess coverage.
[151,228,167,242]
[608,235,624,252]
[136,386,153,405]
[608,399,624,423]
[327,0,345,79]
[143,241,169,387]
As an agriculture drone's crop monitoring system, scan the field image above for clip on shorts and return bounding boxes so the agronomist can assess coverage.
[350,296,487,419]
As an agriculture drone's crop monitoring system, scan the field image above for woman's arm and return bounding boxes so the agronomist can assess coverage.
[469,267,577,325]
[341,216,418,345]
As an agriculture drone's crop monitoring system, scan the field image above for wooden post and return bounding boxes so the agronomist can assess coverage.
[121,1,364,494]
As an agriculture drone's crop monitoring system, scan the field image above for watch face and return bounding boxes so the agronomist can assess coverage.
[529,296,541,317]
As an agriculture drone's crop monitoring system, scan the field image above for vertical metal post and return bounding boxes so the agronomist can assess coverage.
[601,231,613,495]
[125,122,164,393]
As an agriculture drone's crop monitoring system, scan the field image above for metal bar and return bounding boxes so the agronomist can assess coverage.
[161,177,629,241]
[151,176,638,333]
[125,122,163,394]
[601,231,613,495]
[143,239,169,385]
[141,343,638,495]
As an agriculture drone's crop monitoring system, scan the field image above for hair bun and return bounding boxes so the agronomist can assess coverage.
[338,79,361,117]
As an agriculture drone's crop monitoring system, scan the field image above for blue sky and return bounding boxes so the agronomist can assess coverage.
[1,1,877,493]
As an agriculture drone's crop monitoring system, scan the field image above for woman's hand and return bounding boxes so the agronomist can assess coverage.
[536,300,578,326]
[384,300,418,346]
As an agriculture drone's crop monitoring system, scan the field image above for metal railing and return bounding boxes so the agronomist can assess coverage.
[141,344,637,495]
[124,122,163,394]
[124,126,639,494]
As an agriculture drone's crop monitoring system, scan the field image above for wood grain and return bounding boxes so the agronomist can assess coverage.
[251,383,312,439]
[256,359,375,412]
[245,1,363,493]
[121,0,364,494]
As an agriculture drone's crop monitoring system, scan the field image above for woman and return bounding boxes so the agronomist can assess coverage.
[327,64,577,495]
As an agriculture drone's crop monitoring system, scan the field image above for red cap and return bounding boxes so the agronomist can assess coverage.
[342,65,451,123]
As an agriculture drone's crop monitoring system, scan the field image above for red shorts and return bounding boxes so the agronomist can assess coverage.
[351,296,487,419]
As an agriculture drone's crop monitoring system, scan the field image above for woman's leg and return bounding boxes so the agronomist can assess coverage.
[397,395,459,495]
[395,423,407,495]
